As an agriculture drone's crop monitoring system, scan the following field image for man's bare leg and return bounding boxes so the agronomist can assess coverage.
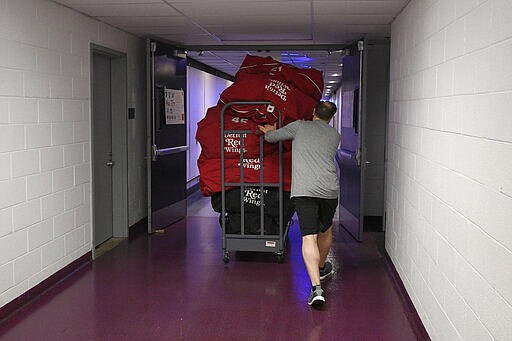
[302,234,320,286]
[318,225,333,268]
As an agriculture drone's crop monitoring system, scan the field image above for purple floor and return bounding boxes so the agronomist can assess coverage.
[0,215,422,340]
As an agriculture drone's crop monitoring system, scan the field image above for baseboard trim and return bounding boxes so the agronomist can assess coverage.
[129,216,148,241]
[186,181,200,196]
[0,251,92,323]
[151,199,186,231]
[383,251,431,341]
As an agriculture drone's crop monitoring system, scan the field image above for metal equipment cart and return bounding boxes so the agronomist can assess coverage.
[220,101,290,263]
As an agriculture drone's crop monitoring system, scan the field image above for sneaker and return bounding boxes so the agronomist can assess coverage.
[319,261,334,280]
[307,287,325,306]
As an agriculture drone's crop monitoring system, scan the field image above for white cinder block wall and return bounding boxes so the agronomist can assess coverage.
[387,0,512,339]
[0,0,146,307]
[126,36,147,226]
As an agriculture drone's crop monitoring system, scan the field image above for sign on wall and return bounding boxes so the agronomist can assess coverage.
[164,88,185,125]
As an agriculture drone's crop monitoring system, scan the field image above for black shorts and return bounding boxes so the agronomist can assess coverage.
[293,197,338,237]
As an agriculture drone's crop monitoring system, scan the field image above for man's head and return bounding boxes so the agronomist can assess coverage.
[314,101,337,121]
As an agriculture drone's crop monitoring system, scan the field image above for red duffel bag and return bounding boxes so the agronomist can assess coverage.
[197,150,292,196]
[217,101,280,124]
[235,54,324,102]
[281,65,323,102]
[196,105,279,159]
[220,73,317,122]
[235,55,279,79]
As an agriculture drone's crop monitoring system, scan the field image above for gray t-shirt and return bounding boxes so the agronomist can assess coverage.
[265,119,340,199]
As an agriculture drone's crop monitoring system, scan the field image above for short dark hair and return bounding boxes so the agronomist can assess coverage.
[314,101,337,121]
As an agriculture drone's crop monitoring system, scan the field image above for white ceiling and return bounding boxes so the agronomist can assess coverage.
[53,0,409,96]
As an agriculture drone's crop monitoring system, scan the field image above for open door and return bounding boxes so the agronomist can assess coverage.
[147,40,188,232]
[337,39,390,242]
[337,41,365,242]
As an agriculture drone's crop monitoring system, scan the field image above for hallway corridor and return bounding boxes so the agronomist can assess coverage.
[0,197,424,340]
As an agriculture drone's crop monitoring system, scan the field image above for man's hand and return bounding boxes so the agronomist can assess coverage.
[258,123,276,134]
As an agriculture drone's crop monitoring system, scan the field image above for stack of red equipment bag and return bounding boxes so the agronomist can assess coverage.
[195,54,323,233]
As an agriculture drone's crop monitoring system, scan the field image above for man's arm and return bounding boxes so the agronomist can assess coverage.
[258,121,300,143]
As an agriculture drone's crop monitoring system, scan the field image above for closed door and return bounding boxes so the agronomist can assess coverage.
[92,52,114,246]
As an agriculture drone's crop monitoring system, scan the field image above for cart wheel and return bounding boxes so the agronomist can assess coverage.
[277,253,284,263]
[223,252,229,264]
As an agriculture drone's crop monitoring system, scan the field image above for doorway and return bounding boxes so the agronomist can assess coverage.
[91,45,128,256]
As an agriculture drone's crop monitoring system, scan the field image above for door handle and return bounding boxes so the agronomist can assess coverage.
[152,144,188,161]
[365,161,371,164]
[106,161,115,167]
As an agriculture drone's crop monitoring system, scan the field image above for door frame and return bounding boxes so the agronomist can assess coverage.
[90,44,128,254]
[357,39,367,242]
